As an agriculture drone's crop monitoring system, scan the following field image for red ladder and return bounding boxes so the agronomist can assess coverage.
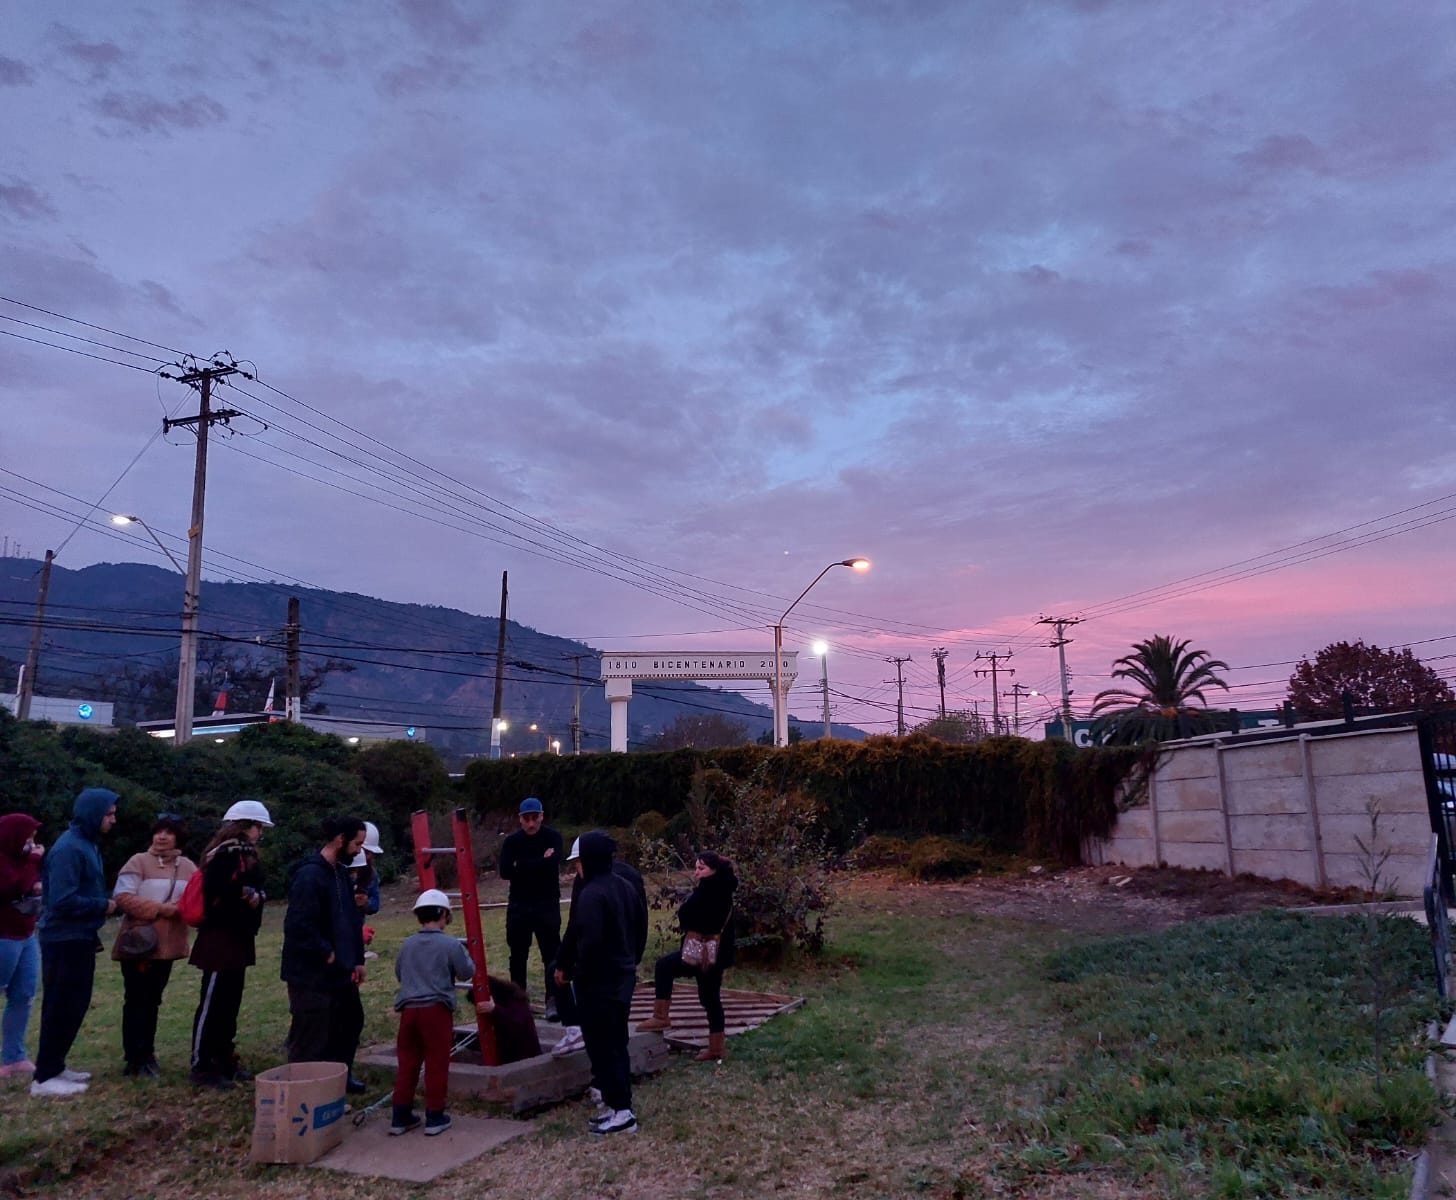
[410,807,499,1065]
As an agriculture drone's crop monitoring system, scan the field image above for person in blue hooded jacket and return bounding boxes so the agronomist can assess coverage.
[32,787,118,1098]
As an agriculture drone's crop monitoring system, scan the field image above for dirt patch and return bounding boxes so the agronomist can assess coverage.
[841,864,1370,935]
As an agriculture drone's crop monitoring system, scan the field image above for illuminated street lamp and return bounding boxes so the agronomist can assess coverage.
[111,514,184,573]
[772,559,869,748]
[811,640,831,740]
[490,717,508,760]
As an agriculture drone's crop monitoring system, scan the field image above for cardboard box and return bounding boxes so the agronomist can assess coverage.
[250,1061,349,1165]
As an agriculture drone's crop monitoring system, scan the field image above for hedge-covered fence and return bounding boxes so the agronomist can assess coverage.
[462,732,1148,863]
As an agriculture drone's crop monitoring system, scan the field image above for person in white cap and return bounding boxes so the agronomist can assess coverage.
[390,889,475,1137]
[188,798,271,1089]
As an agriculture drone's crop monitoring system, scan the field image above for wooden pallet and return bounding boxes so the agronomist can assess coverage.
[628,980,805,1050]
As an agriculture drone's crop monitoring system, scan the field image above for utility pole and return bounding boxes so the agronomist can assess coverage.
[490,571,508,759]
[16,548,55,720]
[974,651,1013,734]
[285,596,301,722]
[885,655,913,735]
[932,647,948,718]
[564,652,590,755]
[162,357,244,745]
[1004,681,1032,735]
[1039,616,1083,742]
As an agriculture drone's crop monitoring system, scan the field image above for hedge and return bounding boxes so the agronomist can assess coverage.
[461,732,1147,863]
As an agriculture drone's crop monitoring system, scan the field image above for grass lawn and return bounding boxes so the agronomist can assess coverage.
[0,877,1439,1199]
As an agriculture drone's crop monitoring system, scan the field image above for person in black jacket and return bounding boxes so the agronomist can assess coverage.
[498,797,563,1019]
[637,851,738,1063]
[556,831,644,1136]
[551,837,647,1058]
[189,800,271,1089]
[281,815,367,1090]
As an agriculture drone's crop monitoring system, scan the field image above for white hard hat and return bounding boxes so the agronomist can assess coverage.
[414,888,452,912]
[222,799,273,827]
[348,850,367,869]
[362,821,383,855]
[567,837,581,862]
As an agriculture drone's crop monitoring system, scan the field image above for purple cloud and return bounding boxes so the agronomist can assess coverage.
[0,56,34,85]
[0,181,56,221]
[90,91,227,134]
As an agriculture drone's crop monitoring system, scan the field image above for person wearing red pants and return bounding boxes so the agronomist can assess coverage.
[390,889,476,1136]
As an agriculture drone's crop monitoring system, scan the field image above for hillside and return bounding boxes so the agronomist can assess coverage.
[0,556,863,759]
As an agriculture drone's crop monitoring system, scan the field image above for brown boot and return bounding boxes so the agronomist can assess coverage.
[694,1032,726,1062]
[637,999,672,1031]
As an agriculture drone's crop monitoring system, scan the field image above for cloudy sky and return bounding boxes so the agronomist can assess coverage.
[3,0,1453,735]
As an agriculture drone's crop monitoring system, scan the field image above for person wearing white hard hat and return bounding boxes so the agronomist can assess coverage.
[187,798,271,1089]
[348,822,382,918]
[389,889,475,1136]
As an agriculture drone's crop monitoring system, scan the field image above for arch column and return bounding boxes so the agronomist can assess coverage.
[606,677,632,752]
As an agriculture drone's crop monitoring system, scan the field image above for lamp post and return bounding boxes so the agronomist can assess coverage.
[811,639,831,739]
[772,559,869,748]
[113,513,198,740]
[530,722,553,754]
[111,514,185,573]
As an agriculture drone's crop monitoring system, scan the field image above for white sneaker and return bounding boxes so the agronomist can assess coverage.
[59,1069,91,1083]
[551,1026,585,1058]
[590,1108,638,1136]
[31,1077,87,1098]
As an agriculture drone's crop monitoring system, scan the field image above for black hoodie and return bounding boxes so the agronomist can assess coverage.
[565,831,644,1005]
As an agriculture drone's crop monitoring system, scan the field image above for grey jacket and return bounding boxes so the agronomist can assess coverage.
[394,928,475,1012]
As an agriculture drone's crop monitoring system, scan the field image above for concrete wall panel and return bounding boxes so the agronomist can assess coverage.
[1223,743,1303,782]
[1228,814,1310,853]
[1157,810,1227,844]
[1313,732,1423,777]
[1224,778,1312,817]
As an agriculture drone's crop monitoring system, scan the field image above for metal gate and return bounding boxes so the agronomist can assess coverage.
[1418,710,1456,996]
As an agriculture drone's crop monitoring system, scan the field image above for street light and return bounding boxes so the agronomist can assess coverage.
[551,738,561,755]
[111,514,184,573]
[490,717,508,760]
[772,559,869,747]
[811,639,831,739]
[530,722,553,753]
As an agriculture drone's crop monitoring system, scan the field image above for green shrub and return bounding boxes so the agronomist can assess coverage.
[905,835,983,880]
[846,834,913,869]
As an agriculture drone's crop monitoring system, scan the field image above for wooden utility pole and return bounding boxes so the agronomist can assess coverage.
[1038,616,1082,741]
[1003,681,1032,735]
[885,655,913,735]
[163,359,242,745]
[564,652,590,755]
[285,596,301,721]
[931,647,948,718]
[974,651,1013,735]
[16,549,55,720]
[490,571,508,759]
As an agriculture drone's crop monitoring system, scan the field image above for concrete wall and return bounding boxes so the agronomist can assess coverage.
[1086,727,1432,897]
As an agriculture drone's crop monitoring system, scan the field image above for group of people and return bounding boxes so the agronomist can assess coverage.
[1,788,741,1141]
[498,797,739,1137]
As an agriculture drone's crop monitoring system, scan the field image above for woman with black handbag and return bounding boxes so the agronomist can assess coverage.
[111,814,197,1077]
[637,851,738,1062]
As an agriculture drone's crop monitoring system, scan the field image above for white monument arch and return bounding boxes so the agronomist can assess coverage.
[599,650,798,752]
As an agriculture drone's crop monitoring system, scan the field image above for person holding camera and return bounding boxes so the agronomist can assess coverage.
[188,799,271,1089]
[0,813,45,1079]
[111,814,197,1077]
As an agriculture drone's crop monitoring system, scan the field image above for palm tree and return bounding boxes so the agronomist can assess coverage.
[1090,635,1232,744]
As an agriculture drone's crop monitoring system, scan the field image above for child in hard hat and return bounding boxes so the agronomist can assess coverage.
[390,889,476,1136]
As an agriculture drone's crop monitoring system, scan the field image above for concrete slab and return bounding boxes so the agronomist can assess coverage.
[308,1113,530,1183]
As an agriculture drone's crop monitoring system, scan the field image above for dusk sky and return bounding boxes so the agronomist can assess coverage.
[3,1,1453,735]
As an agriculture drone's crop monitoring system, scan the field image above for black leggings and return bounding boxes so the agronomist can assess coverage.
[121,958,174,1066]
[653,950,726,1033]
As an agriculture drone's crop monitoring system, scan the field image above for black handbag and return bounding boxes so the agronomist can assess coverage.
[114,922,160,960]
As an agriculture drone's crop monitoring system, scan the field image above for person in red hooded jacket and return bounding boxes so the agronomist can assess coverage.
[0,813,45,1077]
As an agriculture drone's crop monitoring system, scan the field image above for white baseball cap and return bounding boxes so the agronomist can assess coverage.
[222,799,273,827]
[567,837,581,862]
[362,821,382,855]
[348,850,367,869]
[414,888,452,911]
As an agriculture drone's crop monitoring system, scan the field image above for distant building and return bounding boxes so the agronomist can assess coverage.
[2,693,115,727]
[134,712,425,745]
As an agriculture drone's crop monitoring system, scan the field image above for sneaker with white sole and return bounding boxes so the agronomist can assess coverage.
[59,1069,91,1083]
[551,1027,585,1058]
[31,1076,87,1098]
[590,1108,638,1136]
